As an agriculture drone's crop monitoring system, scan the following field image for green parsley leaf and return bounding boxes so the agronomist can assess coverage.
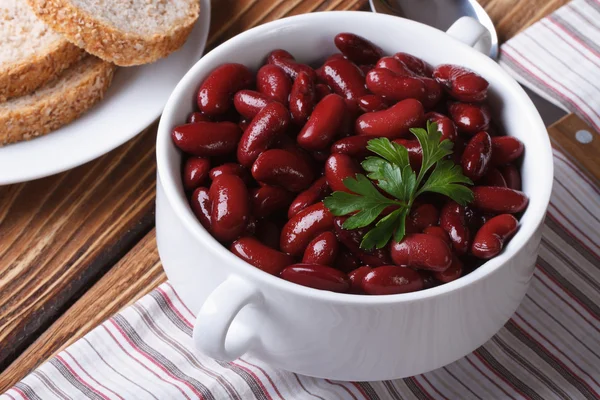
[417,160,474,205]
[361,156,388,181]
[323,174,400,230]
[366,137,410,168]
[410,121,454,183]
[361,208,405,249]
[376,162,416,203]
[323,130,474,250]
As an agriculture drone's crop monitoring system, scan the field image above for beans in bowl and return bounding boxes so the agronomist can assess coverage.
[171,33,528,295]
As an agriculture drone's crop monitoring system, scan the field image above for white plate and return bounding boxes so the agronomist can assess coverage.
[0,0,211,185]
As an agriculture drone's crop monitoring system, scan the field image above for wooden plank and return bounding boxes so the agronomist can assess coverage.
[0,231,165,393]
[479,0,570,42]
[0,126,157,370]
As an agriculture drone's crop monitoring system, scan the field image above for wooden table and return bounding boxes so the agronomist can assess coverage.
[1,0,589,391]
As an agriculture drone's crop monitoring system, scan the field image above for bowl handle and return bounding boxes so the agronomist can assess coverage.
[193,275,262,361]
[446,17,492,56]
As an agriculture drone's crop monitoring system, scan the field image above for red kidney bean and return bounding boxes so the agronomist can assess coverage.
[318,57,368,103]
[333,217,392,266]
[499,164,522,191]
[190,187,211,229]
[461,131,492,181]
[472,186,529,214]
[251,185,294,218]
[335,248,360,272]
[440,201,470,255]
[297,94,346,151]
[362,265,424,295]
[187,111,211,123]
[209,175,249,242]
[325,153,362,193]
[233,90,272,120]
[172,122,242,156]
[252,149,315,192]
[197,63,253,116]
[433,255,463,283]
[302,231,339,266]
[237,102,290,167]
[471,214,518,259]
[268,49,317,81]
[331,136,373,160]
[390,234,452,271]
[366,68,426,103]
[334,33,383,65]
[448,102,491,135]
[393,52,433,77]
[315,83,332,101]
[421,77,443,109]
[289,71,316,125]
[183,157,210,191]
[323,53,347,63]
[257,64,292,105]
[281,202,334,256]
[288,176,331,218]
[408,203,439,232]
[376,56,415,76]
[481,167,507,187]
[425,112,457,142]
[231,236,294,275]
[392,139,422,169]
[348,266,372,293]
[423,226,451,246]
[209,163,252,185]
[433,64,488,102]
[356,98,424,138]
[358,95,387,113]
[280,264,350,292]
[491,136,524,166]
[273,134,315,167]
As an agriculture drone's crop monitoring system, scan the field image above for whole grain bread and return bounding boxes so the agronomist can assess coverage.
[0,0,85,102]
[0,56,116,146]
[26,0,201,67]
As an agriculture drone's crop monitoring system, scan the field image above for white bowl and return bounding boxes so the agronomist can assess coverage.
[155,11,553,381]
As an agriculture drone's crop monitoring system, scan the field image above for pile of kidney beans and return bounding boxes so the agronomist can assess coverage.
[171,33,528,295]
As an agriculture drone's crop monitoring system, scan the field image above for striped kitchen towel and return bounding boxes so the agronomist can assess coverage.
[3,1,600,399]
[498,0,600,133]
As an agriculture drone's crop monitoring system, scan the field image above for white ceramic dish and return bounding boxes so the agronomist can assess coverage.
[156,12,553,381]
[0,0,211,186]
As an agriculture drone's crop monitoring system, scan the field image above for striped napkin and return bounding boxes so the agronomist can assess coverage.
[3,1,600,399]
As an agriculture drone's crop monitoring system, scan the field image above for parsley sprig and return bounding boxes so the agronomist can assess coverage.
[323,121,474,250]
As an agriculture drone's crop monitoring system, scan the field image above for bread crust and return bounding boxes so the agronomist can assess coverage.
[0,31,85,103]
[0,57,116,146]
[26,0,200,67]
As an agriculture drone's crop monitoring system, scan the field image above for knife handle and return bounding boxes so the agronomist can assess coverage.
[548,114,600,183]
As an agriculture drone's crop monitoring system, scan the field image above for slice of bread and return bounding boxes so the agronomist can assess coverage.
[0,0,84,102]
[27,0,201,67]
[0,56,116,146]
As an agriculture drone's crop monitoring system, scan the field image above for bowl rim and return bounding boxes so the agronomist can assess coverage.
[156,10,554,305]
